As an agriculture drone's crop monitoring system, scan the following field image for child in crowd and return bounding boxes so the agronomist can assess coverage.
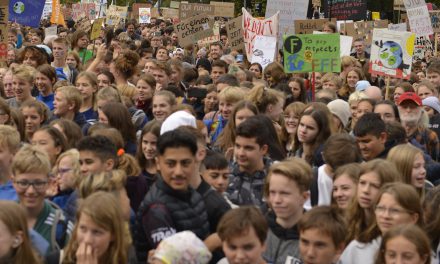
[0,125,21,201]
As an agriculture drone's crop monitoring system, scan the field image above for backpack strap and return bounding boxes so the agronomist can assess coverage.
[47,201,69,252]
[310,167,319,207]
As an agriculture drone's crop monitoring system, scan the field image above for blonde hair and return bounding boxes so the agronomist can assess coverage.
[54,149,81,188]
[0,125,21,153]
[11,144,51,176]
[117,84,137,100]
[246,84,284,114]
[348,90,369,104]
[56,86,83,113]
[78,169,127,199]
[12,64,36,84]
[97,87,122,103]
[217,86,245,103]
[62,192,129,264]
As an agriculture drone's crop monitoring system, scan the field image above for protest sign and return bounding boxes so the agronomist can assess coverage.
[106,5,128,26]
[42,1,52,19]
[198,20,220,46]
[325,0,367,21]
[0,0,7,62]
[340,20,388,45]
[251,35,277,70]
[313,31,352,57]
[75,16,92,33]
[72,3,96,21]
[266,0,308,44]
[50,0,65,26]
[413,36,433,60]
[242,8,279,62]
[139,8,151,24]
[161,8,179,20]
[283,34,340,73]
[90,18,104,40]
[179,3,214,20]
[394,0,405,11]
[210,1,234,17]
[132,3,151,20]
[430,11,440,33]
[45,26,58,37]
[369,29,415,79]
[62,7,72,20]
[404,0,433,36]
[174,14,214,47]
[388,23,408,31]
[170,1,180,9]
[294,18,337,34]
[372,12,380,20]
[226,16,244,51]
[9,0,45,28]
[151,8,160,18]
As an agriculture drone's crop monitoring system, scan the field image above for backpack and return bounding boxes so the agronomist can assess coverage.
[47,201,73,252]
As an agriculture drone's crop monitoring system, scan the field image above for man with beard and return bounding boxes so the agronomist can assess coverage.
[397,92,439,161]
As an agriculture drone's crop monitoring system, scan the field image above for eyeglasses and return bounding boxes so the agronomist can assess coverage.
[375,205,409,217]
[14,180,48,191]
[56,168,72,175]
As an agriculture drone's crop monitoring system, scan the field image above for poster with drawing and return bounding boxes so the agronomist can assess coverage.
[369,29,415,79]
[251,35,277,70]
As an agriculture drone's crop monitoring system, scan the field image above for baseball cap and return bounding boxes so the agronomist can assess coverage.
[397,92,422,106]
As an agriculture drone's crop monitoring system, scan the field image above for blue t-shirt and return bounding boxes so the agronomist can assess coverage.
[0,180,18,201]
[37,93,55,111]
[81,107,98,124]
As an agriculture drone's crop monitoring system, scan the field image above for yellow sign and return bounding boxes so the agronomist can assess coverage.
[90,18,104,40]
[372,12,380,20]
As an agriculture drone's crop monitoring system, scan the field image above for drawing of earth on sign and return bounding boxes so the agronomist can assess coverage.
[13,2,25,14]
[375,40,409,71]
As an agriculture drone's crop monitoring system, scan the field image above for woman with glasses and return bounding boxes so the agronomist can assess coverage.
[340,183,423,264]
[11,145,72,255]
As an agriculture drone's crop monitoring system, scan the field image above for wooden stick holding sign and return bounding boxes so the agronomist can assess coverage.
[435,33,438,57]
[385,76,391,100]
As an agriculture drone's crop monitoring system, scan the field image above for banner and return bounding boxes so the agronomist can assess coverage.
[283,34,340,73]
[251,35,277,70]
[139,8,151,24]
[72,3,96,21]
[174,14,214,47]
[0,0,8,62]
[325,0,367,21]
[50,0,66,26]
[404,0,433,36]
[242,8,279,62]
[90,18,104,40]
[294,18,337,34]
[369,29,415,79]
[266,0,308,43]
[430,11,440,33]
[210,1,234,17]
[106,5,128,26]
[179,3,215,20]
[226,16,244,51]
[9,0,45,28]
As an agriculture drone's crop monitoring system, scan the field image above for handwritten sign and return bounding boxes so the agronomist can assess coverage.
[161,8,179,20]
[430,11,440,33]
[45,26,58,37]
[325,0,367,21]
[179,3,214,20]
[283,34,340,73]
[198,21,220,46]
[369,29,415,79]
[75,16,92,33]
[170,1,180,9]
[251,35,277,70]
[210,1,235,17]
[242,8,279,62]
[139,8,151,24]
[72,3,96,21]
[106,5,128,26]
[90,18,104,40]
[394,0,405,11]
[413,36,433,60]
[294,18,337,34]
[266,0,307,44]
[132,3,151,20]
[340,20,388,45]
[388,23,408,31]
[404,0,433,36]
[313,31,352,57]
[226,16,244,51]
[174,14,214,47]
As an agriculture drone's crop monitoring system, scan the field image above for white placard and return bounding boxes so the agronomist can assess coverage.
[251,35,277,70]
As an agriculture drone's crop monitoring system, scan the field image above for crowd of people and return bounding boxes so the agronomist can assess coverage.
[1,14,440,264]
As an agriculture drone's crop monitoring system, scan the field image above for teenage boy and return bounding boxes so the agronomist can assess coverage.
[76,135,117,177]
[298,206,346,264]
[353,112,388,161]
[217,207,268,264]
[427,62,440,88]
[11,145,72,254]
[227,116,272,208]
[211,59,228,83]
[51,37,78,83]
[135,129,210,262]
[0,125,21,201]
[263,158,312,263]
[53,86,87,128]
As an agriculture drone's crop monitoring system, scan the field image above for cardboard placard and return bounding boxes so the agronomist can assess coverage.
[151,8,160,18]
[132,3,151,20]
[9,0,45,28]
[242,8,279,62]
[266,0,308,44]
[339,20,388,45]
[251,35,277,70]
[294,18,337,34]
[388,23,408,31]
[413,35,433,60]
[226,16,244,51]
[174,14,214,47]
[45,26,58,37]
[139,8,151,24]
[325,0,367,21]
[179,3,214,20]
[198,20,220,46]
[106,5,128,26]
[75,16,92,33]
[369,29,415,79]
[394,0,405,11]
[210,1,235,17]
[72,3,96,21]
[0,0,8,62]
[283,33,341,73]
[430,11,440,33]
[404,0,433,36]
[170,1,180,9]
[161,8,179,20]
[90,18,104,40]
